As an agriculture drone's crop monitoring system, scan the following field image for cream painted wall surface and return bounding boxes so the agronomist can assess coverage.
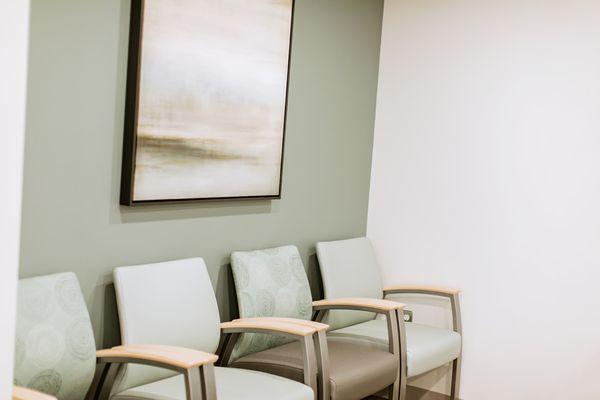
[369,0,600,398]
[0,0,29,397]
[20,0,383,348]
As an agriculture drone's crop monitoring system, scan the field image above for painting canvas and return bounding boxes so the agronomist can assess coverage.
[120,0,294,205]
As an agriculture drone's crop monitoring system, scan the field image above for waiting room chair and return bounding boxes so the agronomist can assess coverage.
[112,257,320,400]
[14,267,319,400]
[227,245,404,400]
[316,237,462,400]
[14,272,221,400]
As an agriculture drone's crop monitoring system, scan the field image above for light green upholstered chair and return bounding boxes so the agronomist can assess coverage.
[316,237,462,400]
[14,272,219,400]
[228,246,403,400]
[14,268,318,400]
[14,273,97,400]
[111,257,319,400]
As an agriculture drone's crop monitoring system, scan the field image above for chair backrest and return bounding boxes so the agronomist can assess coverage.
[230,245,313,359]
[316,237,384,330]
[14,273,96,400]
[112,257,221,392]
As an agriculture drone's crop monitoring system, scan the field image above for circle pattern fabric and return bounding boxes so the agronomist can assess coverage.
[14,273,96,400]
[230,245,313,360]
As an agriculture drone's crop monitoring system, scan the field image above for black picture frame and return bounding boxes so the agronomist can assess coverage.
[120,0,295,206]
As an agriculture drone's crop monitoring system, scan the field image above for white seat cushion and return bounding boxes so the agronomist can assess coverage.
[328,319,461,377]
[112,366,313,400]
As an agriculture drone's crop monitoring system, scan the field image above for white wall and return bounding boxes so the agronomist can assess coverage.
[369,0,600,398]
[0,0,30,398]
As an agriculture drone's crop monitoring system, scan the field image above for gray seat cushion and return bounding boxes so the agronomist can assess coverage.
[112,367,313,400]
[329,319,461,377]
[230,337,398,400]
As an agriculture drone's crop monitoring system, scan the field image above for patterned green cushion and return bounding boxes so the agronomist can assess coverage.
[14,273,96,400]
[230,245,313,359]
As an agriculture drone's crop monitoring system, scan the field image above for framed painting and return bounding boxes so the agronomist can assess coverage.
[120,0,294,205]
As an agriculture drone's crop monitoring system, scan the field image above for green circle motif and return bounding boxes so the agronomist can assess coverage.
[269,258,292,286]
[28,370,62,396]
[296,290,312,318]
[256,290,276,316]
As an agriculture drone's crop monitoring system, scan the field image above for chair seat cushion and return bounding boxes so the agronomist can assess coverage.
[111,366,313,400]
[230,337,398,400]
[329,319,461,377]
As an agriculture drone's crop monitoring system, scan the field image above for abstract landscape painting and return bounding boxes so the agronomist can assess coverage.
[120,0,294,204]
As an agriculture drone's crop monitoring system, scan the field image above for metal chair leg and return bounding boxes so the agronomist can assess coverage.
[397,309,407,400]
[184,367,203,400]
[450,357,461,399]
[200,364,217,400]
[313,330,330,400]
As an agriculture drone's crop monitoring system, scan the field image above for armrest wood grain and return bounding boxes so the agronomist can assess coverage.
[221,318,316,337]
[384,285,460,297]
[13,387,56,400]
[312,298,405,313]
[96,344,218,370]
[234,317,329,332]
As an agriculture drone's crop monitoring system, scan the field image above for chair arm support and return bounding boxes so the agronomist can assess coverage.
[88,345,218,400]
[312,298,405,314]
[312,298,405,358]
[13,387,56,400]
[219,318,321,397]
[384,285,462,334]
[96,345,218,372]
[383,285,460,298]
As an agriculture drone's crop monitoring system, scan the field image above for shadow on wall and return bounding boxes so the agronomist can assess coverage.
[101,282,121,348]
[96,254,325,349]
[113,200,276,224]
[97,250,326,348]
[307,253,324,301]
[216,262,240,322]
[105,0,281,226]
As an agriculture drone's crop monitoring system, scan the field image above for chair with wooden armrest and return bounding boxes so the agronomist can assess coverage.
[12,273,220,400]
[227,246,402,400]
[316,237,462,400]
[111,257,317,400]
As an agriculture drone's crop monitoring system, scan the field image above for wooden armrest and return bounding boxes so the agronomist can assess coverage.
[221,318,316,337]
[312,297,405,313]
[13,387,56,400]
[384,285,460,297]
[234,317,329,332]
[96,344,218,370]
[220,318,321,394]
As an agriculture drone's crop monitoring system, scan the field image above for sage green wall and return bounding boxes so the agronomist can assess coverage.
[20,0,383,347]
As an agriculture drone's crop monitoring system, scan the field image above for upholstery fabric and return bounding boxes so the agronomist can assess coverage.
[112,367,313,400]
[112,258,222,393]
[231,337,398,400]
[230,246,313,359]
[329,319,462,377]
[14,272,96,400]
[315,237,384,330]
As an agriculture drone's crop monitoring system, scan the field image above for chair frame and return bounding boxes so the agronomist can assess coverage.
[217,320,324,399]
[383,286,462,400]
[85,345,219,400]
[312,298,406,400]
[86,320,323,400]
